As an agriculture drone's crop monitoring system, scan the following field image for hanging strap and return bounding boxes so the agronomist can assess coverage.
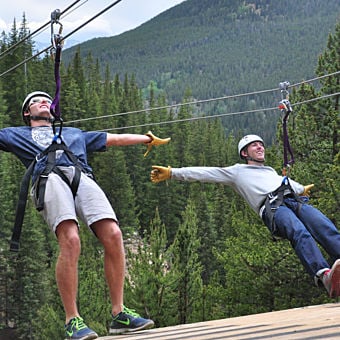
[50,43,62,121]
[50,9,64,139]
[278,81,294,176]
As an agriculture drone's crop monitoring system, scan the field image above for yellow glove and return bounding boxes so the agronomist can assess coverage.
[150,165,172,183]
[144,131,171,157]
[301,184,314,197]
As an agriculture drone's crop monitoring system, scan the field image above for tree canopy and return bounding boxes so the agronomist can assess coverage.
[0,10,338,339]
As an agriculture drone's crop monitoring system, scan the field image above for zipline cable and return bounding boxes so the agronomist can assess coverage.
[96,91,340,132]
[66,86,279,124]
[0,0,85,59]
[0,1,338,133]
[0,0,124,78]
[61,0,124,43]
[64,71,340,126]
[293,71,340,87]
[0,46,51,78]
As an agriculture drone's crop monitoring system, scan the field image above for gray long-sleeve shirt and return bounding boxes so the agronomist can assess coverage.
[171,164,304,216]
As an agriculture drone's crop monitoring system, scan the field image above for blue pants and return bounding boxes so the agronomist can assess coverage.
[263,197,340,278]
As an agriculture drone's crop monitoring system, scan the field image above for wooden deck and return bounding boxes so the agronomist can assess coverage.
[99,303,340,339]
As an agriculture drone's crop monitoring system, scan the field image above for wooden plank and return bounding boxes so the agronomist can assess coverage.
[98,303,340,339]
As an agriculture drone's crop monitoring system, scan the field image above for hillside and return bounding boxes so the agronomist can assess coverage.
[63,0,340,104]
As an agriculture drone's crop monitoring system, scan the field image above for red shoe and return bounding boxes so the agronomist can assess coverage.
[322,259,340,298]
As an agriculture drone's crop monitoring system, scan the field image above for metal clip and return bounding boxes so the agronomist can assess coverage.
[278,81,292,120]
[51,9,64,50]
[52,118,63,144]
[279,99,292,114]
[279,81,290,101]
[282,165,291,178]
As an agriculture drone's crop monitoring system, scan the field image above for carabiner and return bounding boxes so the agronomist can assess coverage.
[52,118,63,144]
[51,9,64,50]
[279,99,293,121]
[279,81,290,100]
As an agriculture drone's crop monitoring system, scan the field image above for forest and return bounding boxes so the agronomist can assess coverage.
[0,3,339,340]
[62,0,340,144]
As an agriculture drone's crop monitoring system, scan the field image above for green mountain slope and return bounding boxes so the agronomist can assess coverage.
[63,0,340,103]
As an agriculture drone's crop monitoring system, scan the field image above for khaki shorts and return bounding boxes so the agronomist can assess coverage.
[31,166,117,233]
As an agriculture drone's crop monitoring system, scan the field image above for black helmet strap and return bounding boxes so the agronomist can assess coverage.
[30,116,54,123]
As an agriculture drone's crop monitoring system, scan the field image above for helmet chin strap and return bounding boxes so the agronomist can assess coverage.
[30,116,54,123]
[26,106,54,123]
[245,156,265,163]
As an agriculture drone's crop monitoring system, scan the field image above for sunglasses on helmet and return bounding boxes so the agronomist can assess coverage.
[28,97,53,107]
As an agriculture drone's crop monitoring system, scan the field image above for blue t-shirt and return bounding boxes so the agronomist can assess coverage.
[0,126,107,182]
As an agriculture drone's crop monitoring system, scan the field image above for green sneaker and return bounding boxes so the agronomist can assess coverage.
[109,306,154,335]
[64,316,98,339]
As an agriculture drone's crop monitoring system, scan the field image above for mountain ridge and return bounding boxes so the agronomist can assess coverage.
[62,0,340,103]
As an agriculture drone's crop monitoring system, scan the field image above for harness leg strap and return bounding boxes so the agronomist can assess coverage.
[10,160,36,252]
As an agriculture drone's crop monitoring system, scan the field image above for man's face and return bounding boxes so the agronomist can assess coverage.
[24,96,53,123]
[242,141,265,163]
[28,96,52,113]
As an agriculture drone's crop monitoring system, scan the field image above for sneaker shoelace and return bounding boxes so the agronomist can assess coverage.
[123,306,141,317]
[68,317,87,331]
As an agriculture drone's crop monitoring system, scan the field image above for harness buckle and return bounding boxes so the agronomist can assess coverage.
[52,118,63,143]
[36,153,43,162]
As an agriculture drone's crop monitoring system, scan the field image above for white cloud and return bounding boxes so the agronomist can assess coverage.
[0,0,185,46]
[0,19,7,32]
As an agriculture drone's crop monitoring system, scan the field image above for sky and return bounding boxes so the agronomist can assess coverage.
[0,0,185,47]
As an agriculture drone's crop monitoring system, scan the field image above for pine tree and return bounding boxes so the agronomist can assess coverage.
[288,21,339,223]
[169,200,204,324]
[93,147,139,236]
[124,208,177,327]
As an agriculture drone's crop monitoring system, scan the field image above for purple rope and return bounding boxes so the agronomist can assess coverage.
[279,98,295,168]
[282,113,294,167]
[50,44,62,119]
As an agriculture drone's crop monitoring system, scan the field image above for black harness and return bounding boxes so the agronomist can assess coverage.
[10,139,90,252]
[263,177,304,239]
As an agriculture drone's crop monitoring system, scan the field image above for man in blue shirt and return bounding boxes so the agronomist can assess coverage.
[0,91,170,339]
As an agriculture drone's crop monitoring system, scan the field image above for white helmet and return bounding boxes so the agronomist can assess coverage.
[22,91,52,124]
[238,134,264,159]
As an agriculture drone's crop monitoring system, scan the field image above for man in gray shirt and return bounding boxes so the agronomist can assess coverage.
[150,134,340,298]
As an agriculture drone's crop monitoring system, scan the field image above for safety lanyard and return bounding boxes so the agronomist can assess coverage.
[9,10,65,253]
[49,9,64,142]
[278,81,294,176]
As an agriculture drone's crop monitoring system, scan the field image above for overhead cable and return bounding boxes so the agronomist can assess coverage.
[61,0,123,43]
[96,91,340,132]
[65,71,340,125]
[0,0,84,59]
[0,0,124,78]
